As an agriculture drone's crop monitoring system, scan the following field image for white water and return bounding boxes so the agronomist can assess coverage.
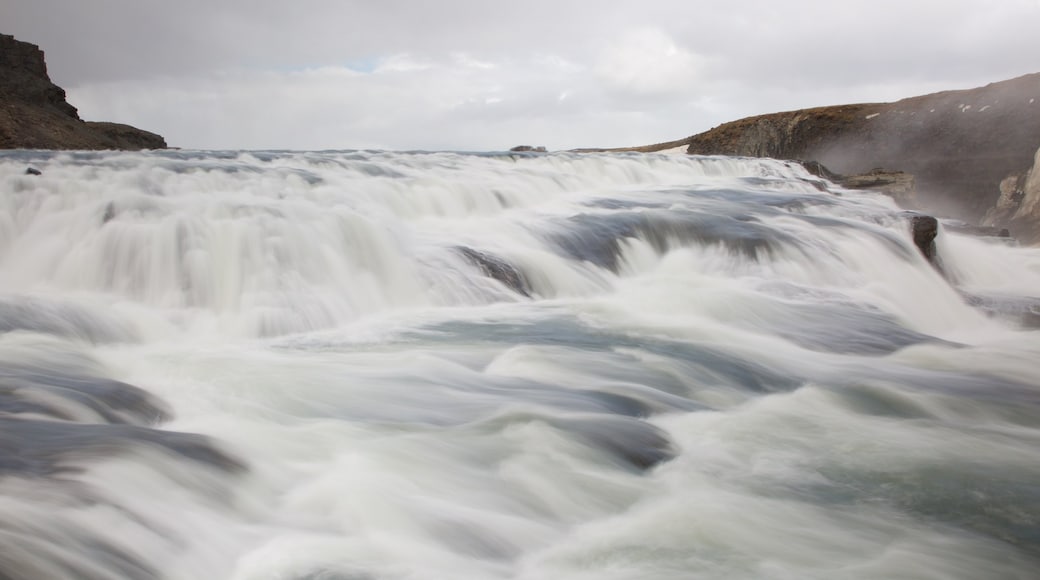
[1,150,1039,580]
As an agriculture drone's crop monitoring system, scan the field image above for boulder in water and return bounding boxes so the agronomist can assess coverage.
[456,247,531,297]
[911,214,939,263]
[549,415,677,471]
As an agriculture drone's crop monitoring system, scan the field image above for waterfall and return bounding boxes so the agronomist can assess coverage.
[2,149,1038,580]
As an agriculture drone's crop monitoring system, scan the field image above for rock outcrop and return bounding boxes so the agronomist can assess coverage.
[800,161,917,206]
[0,33,166,150]
[910,215,940,265]
[682,74,1040,239]
[985,146,1040,244]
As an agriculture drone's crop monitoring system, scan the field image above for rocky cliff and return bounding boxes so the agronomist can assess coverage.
[984,145,1040,244]
[0,33,166,150]
[682,74,1040,239]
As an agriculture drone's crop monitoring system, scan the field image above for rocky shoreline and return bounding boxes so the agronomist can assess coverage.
[583,74,1040,244]
[0,34,165,150]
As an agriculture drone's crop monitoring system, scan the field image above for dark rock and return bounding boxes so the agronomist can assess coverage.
[0,417,245,476]
[509,145,547,152]
[548,209,789,272]
[0,34,166,150]
[24,167,41,175]
[83,121,167,150]
[911,215,939,263]
[799,160,843,181]
[456,246,531,297]
[102,202,116,224]
[0,353,245,475]
[548,415,677,471]
[0,359,170,426]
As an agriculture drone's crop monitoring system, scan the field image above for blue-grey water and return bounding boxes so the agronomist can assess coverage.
[1,149,1039,580]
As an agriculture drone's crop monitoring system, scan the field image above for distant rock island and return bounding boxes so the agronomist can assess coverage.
[581,74,1040,243]
[0,33,166,150]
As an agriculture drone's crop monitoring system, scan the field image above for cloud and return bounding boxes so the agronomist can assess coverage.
[65,55,607,150]
[596,28,707,98]
[11,0,1040,150]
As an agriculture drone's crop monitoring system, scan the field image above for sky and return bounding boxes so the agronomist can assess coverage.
[5,0,1040,151]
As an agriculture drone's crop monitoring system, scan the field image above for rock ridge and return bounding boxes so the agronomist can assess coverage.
[0,33,166,150]
[681,74,1040,238]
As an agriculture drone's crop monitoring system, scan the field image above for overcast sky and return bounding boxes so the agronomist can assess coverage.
[6,0,1040,150]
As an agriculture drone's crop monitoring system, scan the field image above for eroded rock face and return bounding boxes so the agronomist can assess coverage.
[0,33,166,150]
[998,146,1040,244]
[685,74,1040,230]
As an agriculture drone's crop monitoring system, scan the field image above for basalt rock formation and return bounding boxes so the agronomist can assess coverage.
[0,33,166,150]
[682,74,1040,240]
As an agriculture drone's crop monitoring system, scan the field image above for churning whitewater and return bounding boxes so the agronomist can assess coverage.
[1,149,1039,580]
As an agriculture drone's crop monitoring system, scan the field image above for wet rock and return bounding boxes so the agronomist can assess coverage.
[0,372,169,426]
[550,415,677,471]
[0,351,245,475]
[508,145,547,152]
[102,202,116,224]
[548,209,788,272]
[799,160,843,181]
[24,167,41,176]
[0,418,245,476]
[456,246,531,297]
[911,215,939,263]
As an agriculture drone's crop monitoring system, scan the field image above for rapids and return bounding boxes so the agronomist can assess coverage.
[1,149,1039,580]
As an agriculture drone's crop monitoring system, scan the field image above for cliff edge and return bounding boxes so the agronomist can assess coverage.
[683,74,1040,239]
[0,33,166,150]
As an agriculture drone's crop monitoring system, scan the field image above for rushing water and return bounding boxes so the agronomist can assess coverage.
[1,149,1039,580]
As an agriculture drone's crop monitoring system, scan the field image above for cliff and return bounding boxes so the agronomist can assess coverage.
[0,34,166,150]
[682,74,1040,237]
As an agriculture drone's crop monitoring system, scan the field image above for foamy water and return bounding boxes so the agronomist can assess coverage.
[1,149,1038,579]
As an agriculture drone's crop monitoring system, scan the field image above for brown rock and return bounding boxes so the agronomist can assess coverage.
[685,74,1040,228]
[0,33,166,150]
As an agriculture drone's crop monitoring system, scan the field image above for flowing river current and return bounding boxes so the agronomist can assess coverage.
[1,149,1039,580]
